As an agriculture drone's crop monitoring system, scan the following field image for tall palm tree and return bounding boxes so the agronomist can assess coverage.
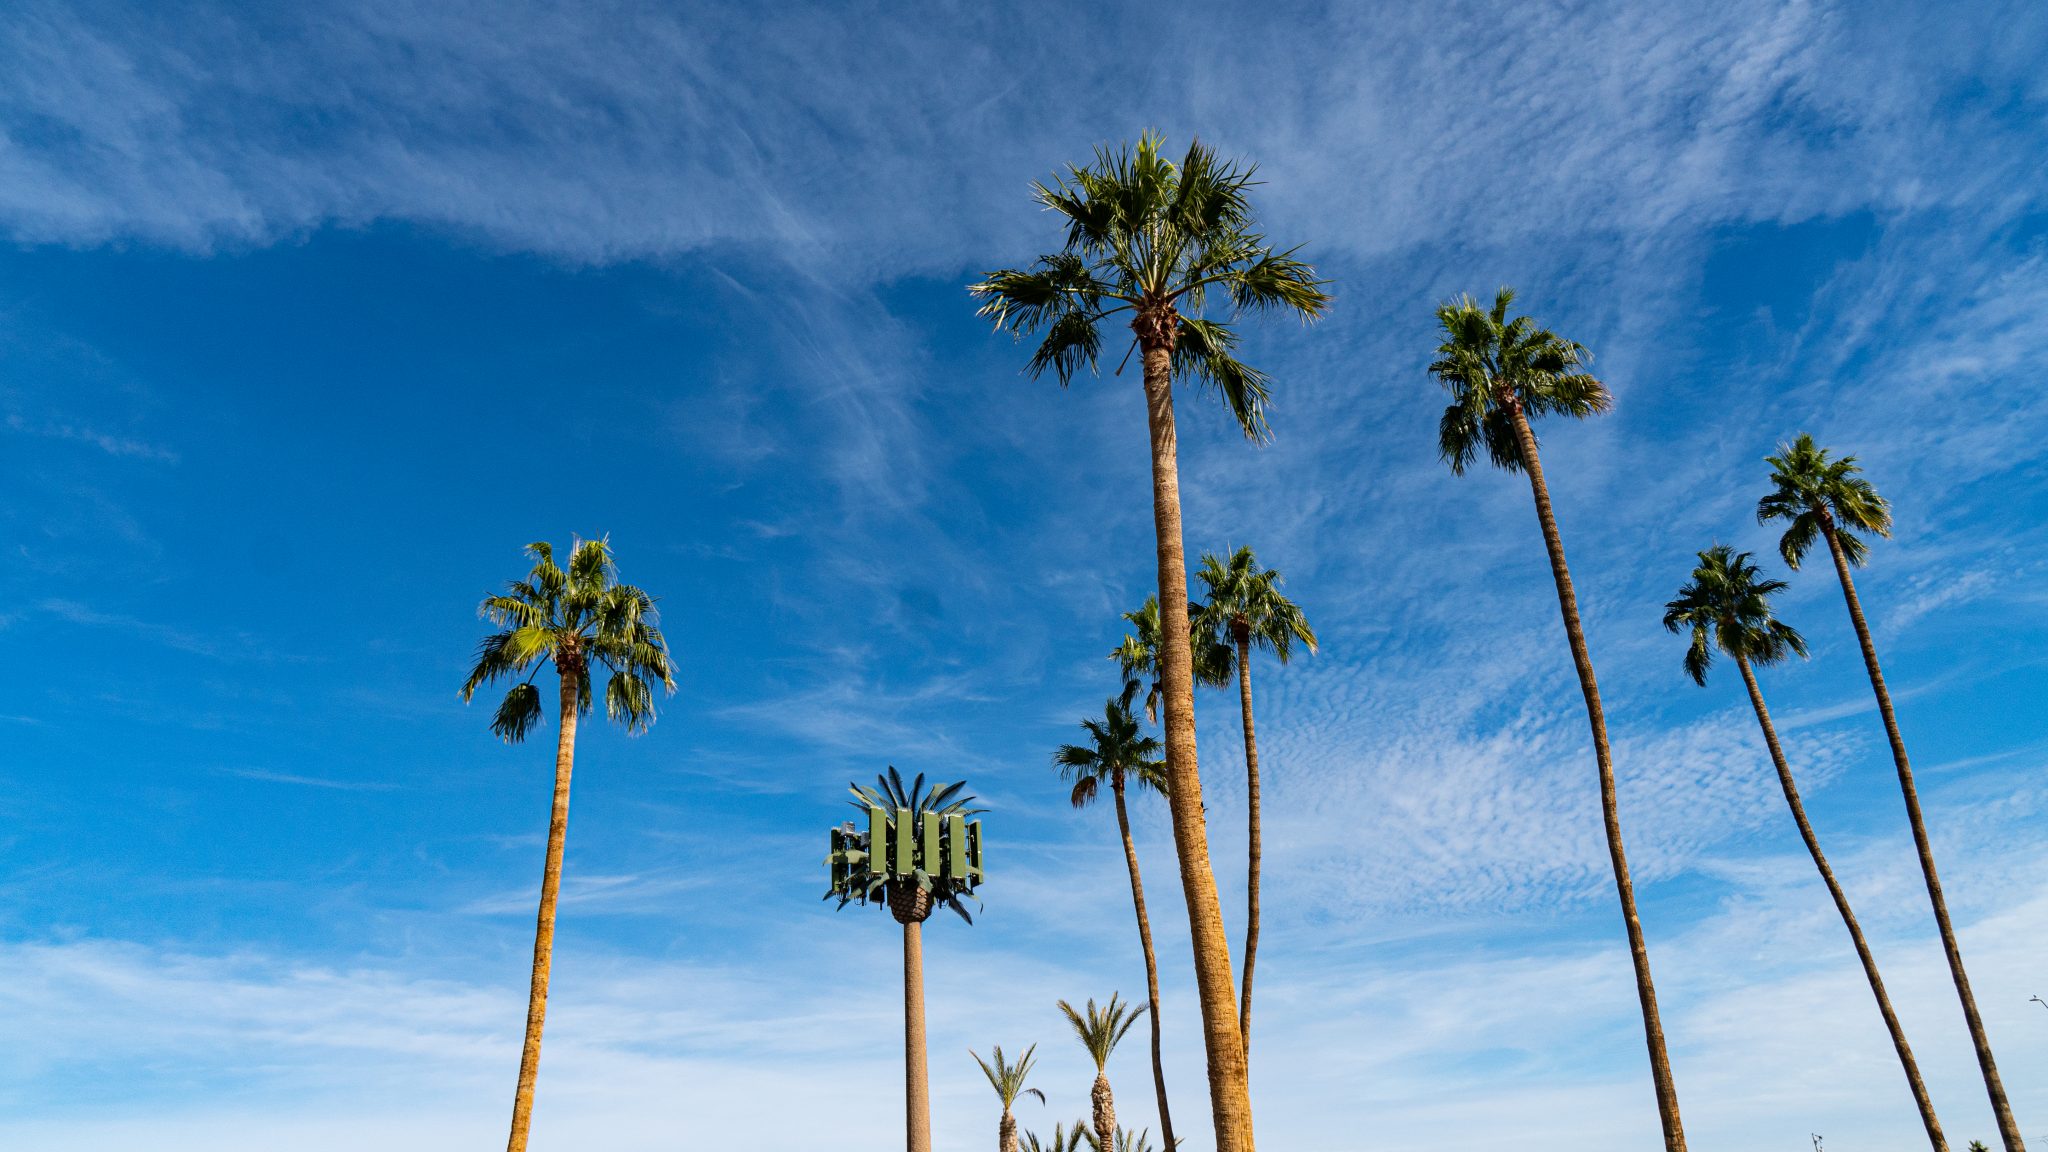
[1055,700,1178,1152]
[1111,595,1231,725]
[1058,994,1146,1152]
[1429,288,1686,1151]
[1665,545,1949,1151]
[460,538,676,1152]
[1194,546,1315,1055]
[975,135,1327,1152]
[972,1044,1046,1152]
[827,770,986,1152]
[1759,435,2025,1151]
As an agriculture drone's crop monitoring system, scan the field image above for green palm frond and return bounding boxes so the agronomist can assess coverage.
[1108,595,1232,723]
[1428,288,1611,477]
[1055,699,1167,809]
[1194,546,1317,668]
[1663,545,1809,685]
[1757,433,1892,569]
[1057,994,1145,1073]
[1084,1127,1159,1152]
[971,1044,1046,1110]
[1023,1119,1093,1152]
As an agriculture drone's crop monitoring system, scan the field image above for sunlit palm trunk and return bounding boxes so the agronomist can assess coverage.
[505,676,578,1152]
[1139,325,1255,1152]
[903,914,932,1152]
[1233,637,1263,1056]
[1113,777,1176,1152]
[1736,655,1949,1150]
[1504,402,1686,1152]
[1821,523,2023,1151]
[999,1110,1017,1152]
[1091,1073,1117,1152]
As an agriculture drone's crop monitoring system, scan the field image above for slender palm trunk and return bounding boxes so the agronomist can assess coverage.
[505,676,579,1152]
[1233,638,1263,1057]
[904,914,932,1152]
[1091,1073,1117,1152]
[1504,402,1686,1152]
[1000,1110,1017,1152]
[1138,319,1255,1152]
[1737,656,1949,1148]
[1821,524,2024,1151]
[1113,777,1176,1152]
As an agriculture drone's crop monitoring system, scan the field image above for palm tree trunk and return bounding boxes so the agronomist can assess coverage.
[1138,325,1255,1152]
[1000,1110,1017,1152]
[1234,638,1262,1057]
[1821,524,2024,1151]
[1091,1073,1117,1152]
[1113,777,1176,1152]
[1504,401,1686,1152]
[1737,655,1949,1150]
[505,675,579,1152]
[904,915,932,1152]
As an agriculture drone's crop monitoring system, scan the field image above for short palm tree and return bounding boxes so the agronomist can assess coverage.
[1055,700,1177,1152]
[1085,1128,1159,1152]
[1059,994,1145,1152]
[972,1044,1046,1152]
[975,134,1328,1152]
[1194,546,1315,1055]
[1429,288,1686,1152]
[1665,545,1948,1151]
[1759,435,2025,1151]
[459,538,676,1152]
[1111,595,1231,725]
[1023,1120,1093,1152]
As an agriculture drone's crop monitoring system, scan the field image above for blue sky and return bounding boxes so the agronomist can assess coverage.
[2,0,2046,1148]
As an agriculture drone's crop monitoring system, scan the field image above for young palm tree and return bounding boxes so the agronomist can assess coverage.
[1194,546,1315,1055]
[1023,1120,1093,1152]
[460,538,676,1152]
[975,135,1327,1152]
[1055,700,1178,1152]
[1086,1128,1159,1152]
[972,1044,1047,1152]
[1058,994,1145,1152]
[1665,545,1948,1151]
[1111,595,1231,725]
[1759,436,2025,1151]
[1429,288,1686,1152]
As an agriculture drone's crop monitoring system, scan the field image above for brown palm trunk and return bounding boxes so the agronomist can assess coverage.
[902,911,932,1152]
[1113,776,1175,1152]
[999,1110,1017,1152]
[505,675,579,1152]
[1137,317,1255,1152]
[1821,523,2024,1151]
[1736,655,1948,1150]
[1234,637,1262,1057]
[1091,1073,1116,1151]
[1504,401,1686,1152]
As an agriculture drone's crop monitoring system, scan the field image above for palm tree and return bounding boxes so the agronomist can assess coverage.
[1111,596,1231,725]
[1665,545,1948,1151]
[459,538,676,1152]
[1086,1129,1159,1152]
[1194,546,1315,1055]
[1055,700,1178,1152]
[1023,1120,1093,1152]
[827,769,986,1152]
[974,134,1327,1152]
[1059,994,1145,1152]
[972,1044,1046,1152]
[1429,288,1686,1151]
[1759,435,2025,1151]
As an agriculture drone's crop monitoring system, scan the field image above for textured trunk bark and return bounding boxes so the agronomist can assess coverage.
[1234,638,1262,1058]
[1737,656,1948,1150]
[1091,1074,1117,1152]
[999,1110,1017,1152]
[904,915,932,1152]
[1504,401,1686,1152]
[1822,523,2023,1151]
[1138,327,1255,1152]
[1113,777,1175,1152]
[505,675,579,1152]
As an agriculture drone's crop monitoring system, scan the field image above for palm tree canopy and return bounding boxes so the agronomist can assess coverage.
[1058,994,1145,1073]
[1662,545,1809,685]
[460,538,676,742]
[1428,287,1612,476]
[971,1044,1046,1111]
[1054,699,1168,809]
[828,768,986,922]
[1084,1129,1158,1152]
[1022,1120,1093,1152]
[1756,433,1893,569]
[1195,545,1317,664]
[969,133,1330,442]
[1111,596,1233,721]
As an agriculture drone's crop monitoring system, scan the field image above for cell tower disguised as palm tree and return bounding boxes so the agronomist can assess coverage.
[827,769,986,1152]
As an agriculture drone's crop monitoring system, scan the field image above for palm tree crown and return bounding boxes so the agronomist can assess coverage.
[1662,545,1808,685]
[1756,433,1893,569]
[1430,287,1611,475]
[1055,699,1168,809]
[1111,596,1231,722]
[1059,994,1145,1074]
[1195,546,1316,661]
[970,133,1329,440]
[972,1044,1047,1111]
[460,538,675,739]
[1022,1121,1092,1152]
